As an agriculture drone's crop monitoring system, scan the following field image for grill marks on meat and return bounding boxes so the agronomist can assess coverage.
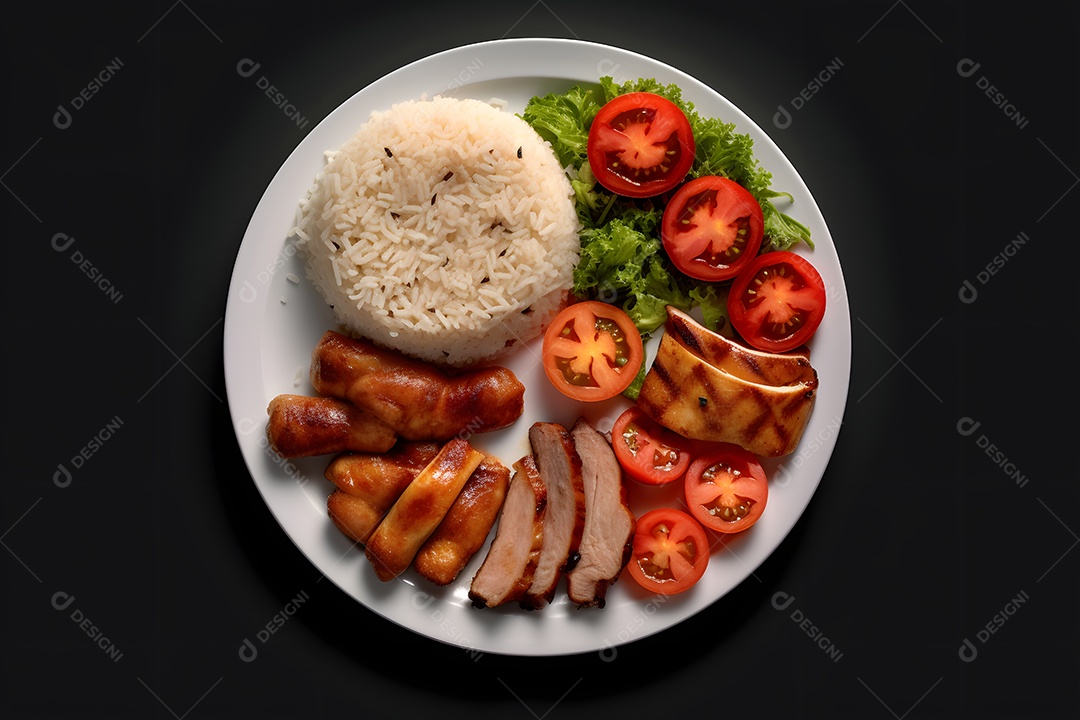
[524,422,586,609]
[414,455,510,587]
[637,306,818,457]
[565,419,636,608]
[365,438,485,581]
[468,456,547,608]
[310,330,525,441]
[266,394,397,458]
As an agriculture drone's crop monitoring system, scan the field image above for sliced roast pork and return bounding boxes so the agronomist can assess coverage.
[565,418,636,608]
[469,456,547,608]
[524,422,586,608]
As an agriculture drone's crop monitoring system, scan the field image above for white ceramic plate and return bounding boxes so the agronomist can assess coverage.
[223,38,851,657]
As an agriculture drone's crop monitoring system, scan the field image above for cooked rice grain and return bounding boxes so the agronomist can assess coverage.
[290,96,579,366]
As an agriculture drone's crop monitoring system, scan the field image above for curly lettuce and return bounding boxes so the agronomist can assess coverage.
[520,76,810,349]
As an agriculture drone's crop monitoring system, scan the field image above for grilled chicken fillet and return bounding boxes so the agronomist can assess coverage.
[565,418,636,608]
[310,330,525,441]
[266,394,396,458]
[468,455,547,608]
[637,306,818,457]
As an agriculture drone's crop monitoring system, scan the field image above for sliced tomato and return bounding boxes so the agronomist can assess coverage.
[611,406,693,485]
[626,508,710,595]
[727,250,826,353]
[661,176,765,282]
[541,301,644,402]
[587,92,695,198]
[684,443,768,534]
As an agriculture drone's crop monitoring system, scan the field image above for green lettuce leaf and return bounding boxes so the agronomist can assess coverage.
[600,76,812,251]
[521,75,812,345]
[520,84,601,169]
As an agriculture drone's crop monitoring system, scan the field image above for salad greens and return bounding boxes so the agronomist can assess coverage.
[521,76,811,342]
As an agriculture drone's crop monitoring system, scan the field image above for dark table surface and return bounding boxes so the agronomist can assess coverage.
[4,2,1077,717]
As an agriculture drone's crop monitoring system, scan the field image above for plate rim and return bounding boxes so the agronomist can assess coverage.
[223,36,852,657]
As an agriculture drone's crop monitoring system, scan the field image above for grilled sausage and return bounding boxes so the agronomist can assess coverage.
[327,491,382,544]
[309,330,525,441]
[324,441,441,544]
[365,438,485,581]
[413,455,510,586]
[266,394,396,458]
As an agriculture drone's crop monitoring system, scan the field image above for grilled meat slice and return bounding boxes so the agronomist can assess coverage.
[637,306,818,457]
[266,394,396,458]
[414,455,510,587]
[310,330,525,441]
[469,455,547,608]
[365,438,485,581]
[524,422,586,608]
[665,305,813,383]
[323,441,441,544]
[565,418,636,608]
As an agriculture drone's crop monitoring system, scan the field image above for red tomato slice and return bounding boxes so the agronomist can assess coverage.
[661,176,765,282]
[541,301,644,402]
[611,406,693,485]
[626,508,710,595]
[684,443,768,534]
[587,92,695,198]
[727,250,826,353]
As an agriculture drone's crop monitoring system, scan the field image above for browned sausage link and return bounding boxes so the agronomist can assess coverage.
[413,455,511,586]
[309,330,525,441]
[365,438,486,582]
[324,441,441,496]
[323,441,441,544]
[327,490,378,544]
[265,394,397,458]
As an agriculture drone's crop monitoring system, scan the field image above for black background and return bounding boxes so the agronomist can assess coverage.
[3,2,1077,717]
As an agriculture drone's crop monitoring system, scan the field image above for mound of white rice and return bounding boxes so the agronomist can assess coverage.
[289,95,580,366]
